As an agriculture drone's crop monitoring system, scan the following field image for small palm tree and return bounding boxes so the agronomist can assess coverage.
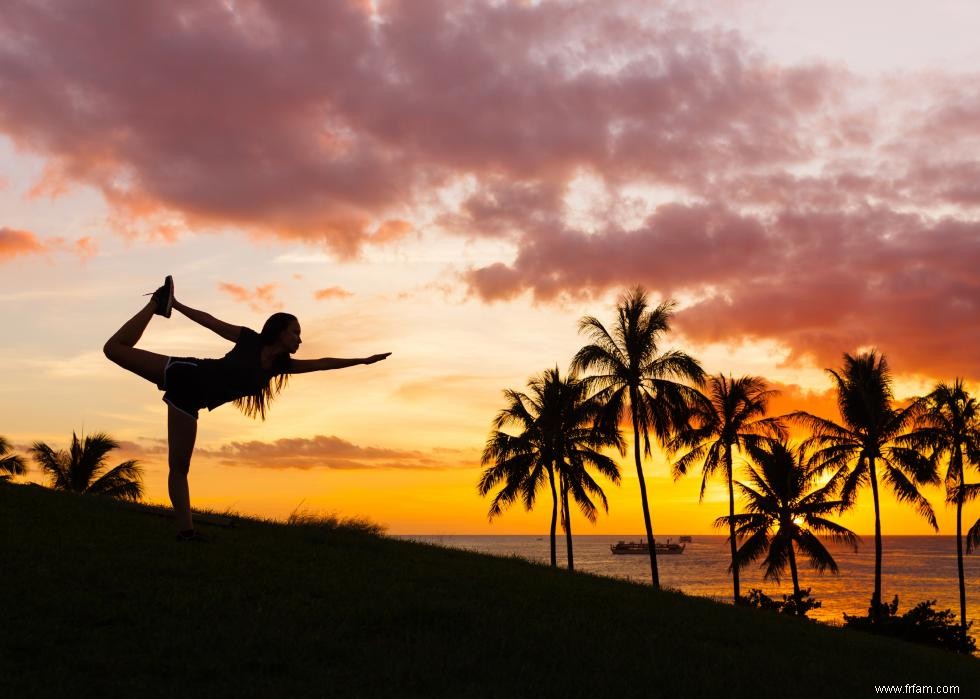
[0,436,27,480]
[479,368,622,570]
[720,439,859,615]
[792,350,938,619]
[541,368,623,571]
[919,379,980,637]
[30,432,143,501]
[669,375,785,603]
[480,381,560,567]
[572,286,705,587]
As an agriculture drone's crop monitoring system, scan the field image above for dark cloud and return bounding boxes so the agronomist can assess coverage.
[195,434,470,470]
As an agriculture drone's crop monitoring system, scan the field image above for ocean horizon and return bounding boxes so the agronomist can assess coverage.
[401,534,980,628]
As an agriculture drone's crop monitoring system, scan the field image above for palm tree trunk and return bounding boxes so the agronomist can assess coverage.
[868,456,884,622]
[726,444,740,604]
[954,450,967,637]
[564,483,574,572]
[632,401,659,588]
[547,463,558,568]
[788,542,802,616]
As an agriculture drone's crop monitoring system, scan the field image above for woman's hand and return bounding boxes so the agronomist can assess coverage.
[363,353,392,365]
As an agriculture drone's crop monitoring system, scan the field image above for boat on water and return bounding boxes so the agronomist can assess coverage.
[610,539,685,555]
[679,535,693,543]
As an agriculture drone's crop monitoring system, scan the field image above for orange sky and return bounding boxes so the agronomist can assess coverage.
[2,0,979,537]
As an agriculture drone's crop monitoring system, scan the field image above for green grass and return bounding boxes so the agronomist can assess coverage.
[2,482,978,698]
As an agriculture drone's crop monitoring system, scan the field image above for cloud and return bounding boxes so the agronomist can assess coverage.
[2,1,978,380]
[195,434,465,470]
[218,282,282,312]
[1,226,101,263]
[313,286,354,301]
[0,227,45,260]
[0,1,835,254]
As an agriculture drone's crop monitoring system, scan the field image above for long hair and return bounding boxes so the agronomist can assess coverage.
[233,312,296,421]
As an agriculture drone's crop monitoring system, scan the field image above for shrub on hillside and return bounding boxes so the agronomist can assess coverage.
[843,596,976,655]
[740,588,822,618]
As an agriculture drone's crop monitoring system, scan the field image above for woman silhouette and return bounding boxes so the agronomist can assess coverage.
[103,276,390,541]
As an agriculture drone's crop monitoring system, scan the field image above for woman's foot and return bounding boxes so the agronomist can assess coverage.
[150,275,174,318]
[175,528,208,542]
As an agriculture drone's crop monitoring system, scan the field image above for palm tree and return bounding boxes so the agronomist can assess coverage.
[919,379,980,637]
[479,368,623,570]
[792,350,938,620]
[719,438,859,615]
[30,431,143,501]
[480,378,560,567]
[572,287,705,587]
[0,436,27,480]
[669,375,785,603]
[543,368,623,571]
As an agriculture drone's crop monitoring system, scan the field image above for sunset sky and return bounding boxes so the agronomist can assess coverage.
[2,0,979,536]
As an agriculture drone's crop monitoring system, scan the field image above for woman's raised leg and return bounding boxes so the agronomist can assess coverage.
[103,299,169,385]
[167,404,198,533]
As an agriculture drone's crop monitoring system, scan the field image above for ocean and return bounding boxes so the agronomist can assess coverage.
[402,534,980,627]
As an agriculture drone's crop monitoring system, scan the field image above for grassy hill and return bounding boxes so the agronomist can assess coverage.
[2,482,977,698]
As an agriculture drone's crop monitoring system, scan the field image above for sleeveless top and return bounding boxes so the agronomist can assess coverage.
[197,327,292,410]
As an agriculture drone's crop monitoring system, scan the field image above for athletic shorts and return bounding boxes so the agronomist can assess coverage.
[158,357,207,420]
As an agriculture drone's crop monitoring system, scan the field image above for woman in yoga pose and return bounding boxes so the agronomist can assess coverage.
[103,276,391,541]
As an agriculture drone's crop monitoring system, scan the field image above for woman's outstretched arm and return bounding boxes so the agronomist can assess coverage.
[288,353,391,374]
[173,299,242,342]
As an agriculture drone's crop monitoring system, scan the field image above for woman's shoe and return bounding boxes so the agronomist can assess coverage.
[175,528,208,542]
[150,275,174,318]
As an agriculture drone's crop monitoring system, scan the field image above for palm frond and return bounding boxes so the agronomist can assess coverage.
[966,518,980,554]
[732,527,770,573]
[571,335,624,378]
[886,446,940,486]
[30,442,70,490]
[71,431,119,493]
[838,459,869,508]
[794,530,840,575]
[947,482,980,505]
[697,442,724,503]
[86,460,143,501]
[788,411,852,440]
[0,453,27,477]
[644,350,705,387]
[804,516,860,551]
[0,437,27,478]
[760,532,792,583]
[669,440,711,480]
[882,463,938,530]
[487,466,530,520]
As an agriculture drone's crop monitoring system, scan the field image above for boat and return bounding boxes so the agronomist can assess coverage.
[610,539,685,555]
[679,535,693,543]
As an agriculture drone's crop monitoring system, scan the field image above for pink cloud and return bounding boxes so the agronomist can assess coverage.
[1,0,978,381]
[218,282,282,312]
[313,286,354,302]
[0,1,838,255]
[0,227,103,263]
[0,227,45,261]
[73,236,98,259]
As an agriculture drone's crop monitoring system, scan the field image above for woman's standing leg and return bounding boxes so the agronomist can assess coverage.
[167,404,198,533]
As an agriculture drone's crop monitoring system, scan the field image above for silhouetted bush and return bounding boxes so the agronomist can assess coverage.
[843,596,976,655]
[740,588,822,618]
